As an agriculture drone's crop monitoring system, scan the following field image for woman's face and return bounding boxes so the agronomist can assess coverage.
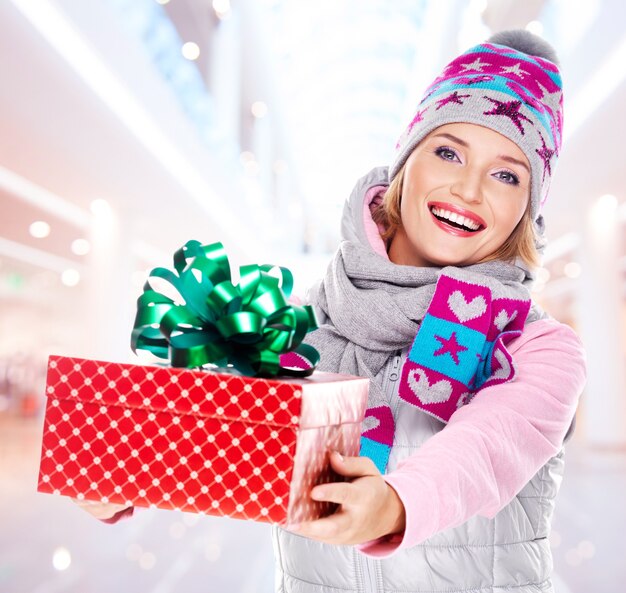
[388,122,531,268]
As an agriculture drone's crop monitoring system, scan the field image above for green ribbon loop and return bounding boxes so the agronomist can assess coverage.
[131,240,319,377]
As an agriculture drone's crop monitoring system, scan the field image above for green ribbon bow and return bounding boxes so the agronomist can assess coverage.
[131,240,319,377]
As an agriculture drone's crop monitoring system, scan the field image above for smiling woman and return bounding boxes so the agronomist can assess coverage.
[274,29,586,593]
[377,122,536,268]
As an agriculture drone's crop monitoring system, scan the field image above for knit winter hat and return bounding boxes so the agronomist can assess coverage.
[390,30,563,236]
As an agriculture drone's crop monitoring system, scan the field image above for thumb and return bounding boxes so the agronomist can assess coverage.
[329,451,380,478]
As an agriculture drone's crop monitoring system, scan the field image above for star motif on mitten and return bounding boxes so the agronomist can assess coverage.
[535,130,555,181]
[433,332,468,365]
[436,91,471,110]
[483,97,534,135]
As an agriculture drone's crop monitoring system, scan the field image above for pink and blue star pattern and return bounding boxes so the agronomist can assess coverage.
[397,275,530,424]
[360,274,530,473]
[420,44,561,150]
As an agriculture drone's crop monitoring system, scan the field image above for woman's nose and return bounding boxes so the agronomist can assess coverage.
[450,170,482,204]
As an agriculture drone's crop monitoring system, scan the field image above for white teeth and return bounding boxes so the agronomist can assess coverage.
[430,206,480,231]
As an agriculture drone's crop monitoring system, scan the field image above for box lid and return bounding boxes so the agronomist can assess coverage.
[45,356,368,429]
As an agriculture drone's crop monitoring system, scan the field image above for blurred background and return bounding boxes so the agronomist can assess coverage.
[1,0,625,591]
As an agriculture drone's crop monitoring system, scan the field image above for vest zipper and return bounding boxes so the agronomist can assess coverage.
[384,350,404,419]
[358,550,379,593]
[386,351,403,385]
[356,351,403,593]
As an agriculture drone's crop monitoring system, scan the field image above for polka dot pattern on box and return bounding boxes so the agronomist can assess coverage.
[38,356,368,524]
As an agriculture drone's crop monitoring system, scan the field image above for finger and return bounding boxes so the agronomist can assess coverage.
[329,451,380,478]
[71,498,130,519]
[310,481,352,505]
[77,503,127,519]
[293,512,350,542]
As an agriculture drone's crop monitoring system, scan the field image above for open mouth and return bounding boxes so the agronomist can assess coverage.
[429,203,485,234]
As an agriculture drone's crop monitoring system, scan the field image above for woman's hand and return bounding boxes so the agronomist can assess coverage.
[72,498,132,521]
[289,451,406,545]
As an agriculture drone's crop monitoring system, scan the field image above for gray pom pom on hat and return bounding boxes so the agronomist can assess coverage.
[488,29,560,65]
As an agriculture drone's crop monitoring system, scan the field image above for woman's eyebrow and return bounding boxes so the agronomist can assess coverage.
[432,132,530,173]
[432,132,468,147]
[499,155,530,173]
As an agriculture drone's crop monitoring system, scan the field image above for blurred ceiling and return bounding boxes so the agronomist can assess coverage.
[1,0,625,352]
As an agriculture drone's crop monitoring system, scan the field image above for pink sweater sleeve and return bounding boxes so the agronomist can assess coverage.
[357,318,586,557]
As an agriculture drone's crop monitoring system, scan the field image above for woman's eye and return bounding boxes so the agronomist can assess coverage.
[494,170,520,185]
[435,147,459,162]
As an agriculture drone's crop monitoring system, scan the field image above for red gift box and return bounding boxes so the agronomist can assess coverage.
[37,356,368,524]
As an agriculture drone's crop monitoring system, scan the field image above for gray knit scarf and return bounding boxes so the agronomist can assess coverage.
[304,240,543,472]
[306,240,541,384]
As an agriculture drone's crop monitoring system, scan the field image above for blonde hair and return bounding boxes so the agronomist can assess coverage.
[372,163,540,269]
